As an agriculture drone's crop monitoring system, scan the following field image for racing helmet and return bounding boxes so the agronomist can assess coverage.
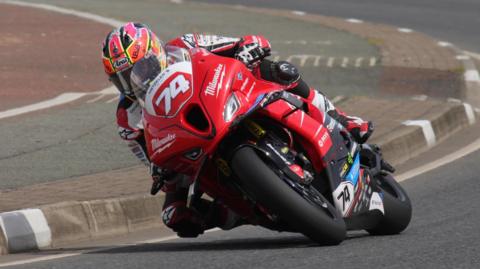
[102,22,166,98]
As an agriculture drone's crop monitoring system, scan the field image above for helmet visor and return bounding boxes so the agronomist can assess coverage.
[109,67,133,97]
[130,51,164,104]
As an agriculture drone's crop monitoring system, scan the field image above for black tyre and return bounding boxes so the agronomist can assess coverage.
[367,173,412,235]
[231,147,346,245]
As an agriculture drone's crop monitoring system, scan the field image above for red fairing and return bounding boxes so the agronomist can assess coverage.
[143,48,278,176]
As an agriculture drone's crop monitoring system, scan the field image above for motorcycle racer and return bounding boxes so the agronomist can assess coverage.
[102,22,373,237]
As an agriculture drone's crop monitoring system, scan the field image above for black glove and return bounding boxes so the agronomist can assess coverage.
[150,164,175,195]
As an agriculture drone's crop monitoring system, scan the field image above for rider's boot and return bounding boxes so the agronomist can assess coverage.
[305,89,374,144]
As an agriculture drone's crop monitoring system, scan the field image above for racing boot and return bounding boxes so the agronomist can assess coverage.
[306,89,374,144]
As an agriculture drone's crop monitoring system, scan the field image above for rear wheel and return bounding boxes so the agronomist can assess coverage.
[231,147,346,245]
[367,173,412,235]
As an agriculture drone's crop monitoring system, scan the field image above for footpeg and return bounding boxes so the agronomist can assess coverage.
[381,160,396,173]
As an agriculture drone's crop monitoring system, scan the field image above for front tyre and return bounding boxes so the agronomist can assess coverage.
[231,147,346,245]
[367,173,412,235]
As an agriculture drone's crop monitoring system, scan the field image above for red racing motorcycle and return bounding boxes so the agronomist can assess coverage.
[130,47,412,245]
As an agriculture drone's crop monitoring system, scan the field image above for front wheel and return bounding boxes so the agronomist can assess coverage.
[367,173,412,235]
[231,147,346,245]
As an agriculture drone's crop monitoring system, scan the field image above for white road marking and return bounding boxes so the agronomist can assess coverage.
[0,253,80,268]
[292,10,306,16]
[464,69,480,82]
[411,95,428,101]
[0,228,221,267]
[0,0,125,27]
[331,95,344,104]
[447,98,462,103]
[0,1,123,119]
[463,50,480,60]
[313,56,322,67]
[0,93,86,120]
[286,55,307,67]
[313,40,332,45]
[398,28,413,33]
[354,57,363,67]
[271,55,377,68]
[170,0,183,3]
[397,136,480,181]
[327,57,335,67]
[403,120,436,148]
[346,18,363,24]
[437,41,452,47]
[271,40,331,46]
[106,96,119,104]
[456,55,471,60]
[86,95,106,104]
[0,86,116,120]
[99,87,117,94]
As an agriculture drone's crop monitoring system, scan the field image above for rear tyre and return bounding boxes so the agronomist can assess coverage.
[231,147,346,245]
[367,173,412,235]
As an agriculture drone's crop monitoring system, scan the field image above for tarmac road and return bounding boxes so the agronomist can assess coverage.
[191,0,480,53]
[5,143,480,268]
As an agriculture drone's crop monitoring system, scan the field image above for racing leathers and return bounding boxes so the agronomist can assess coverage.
[115,33,373,237]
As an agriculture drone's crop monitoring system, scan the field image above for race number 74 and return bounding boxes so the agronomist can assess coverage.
[155,74,190,115]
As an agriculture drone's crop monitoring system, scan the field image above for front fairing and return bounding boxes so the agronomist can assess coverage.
[142,48,282,176]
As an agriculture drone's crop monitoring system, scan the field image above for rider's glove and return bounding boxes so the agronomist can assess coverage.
[235,35,271,68]
[150,163,175,195]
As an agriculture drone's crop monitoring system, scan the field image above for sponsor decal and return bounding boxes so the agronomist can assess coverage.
[333,181,355,217]
[246,81,256,98]
[345,153,360,186]
[181,34,196,48]
[113,57,129,69]
[340,162,349,177]
[205,64,224,96]
[151,133,176,153]
[240,77,249,92]
[153,73,191,116]
[347,154,354,164]
[369,192,385,214]
[279,63,289,72]
[318,132,329,148]
[236,72,243,81]
[131,43,141,59]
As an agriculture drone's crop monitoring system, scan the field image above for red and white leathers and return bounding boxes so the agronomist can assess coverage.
[115,33,373,236]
